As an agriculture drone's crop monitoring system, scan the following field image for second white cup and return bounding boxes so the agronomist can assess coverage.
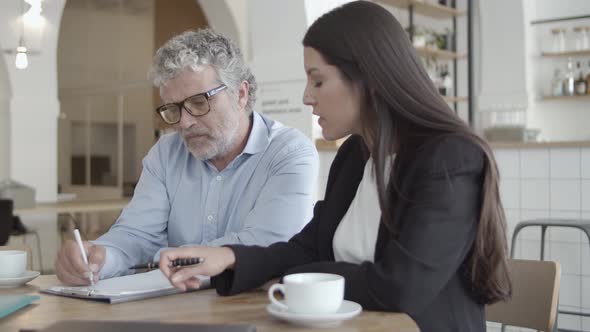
[268,273,344,314]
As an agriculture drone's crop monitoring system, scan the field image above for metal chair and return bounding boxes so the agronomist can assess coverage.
[0,199,13,245]
[0,199,43,271]
[510,218,590,329]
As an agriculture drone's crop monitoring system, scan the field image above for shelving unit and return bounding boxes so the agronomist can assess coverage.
[415,47,466,60]
[541,50,590,57]
[377,0,465,19]
[443,96,468,103]
[541,94,590,100]
[376,0,473,125]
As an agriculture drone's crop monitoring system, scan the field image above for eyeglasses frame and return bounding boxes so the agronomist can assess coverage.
[155,84,228,124]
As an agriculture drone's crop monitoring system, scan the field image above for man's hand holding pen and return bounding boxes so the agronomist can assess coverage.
[159,246,236,291]
[56,240,105,286]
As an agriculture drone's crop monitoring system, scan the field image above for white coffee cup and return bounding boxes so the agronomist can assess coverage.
[268,273,344,314]
[0,250,27,278]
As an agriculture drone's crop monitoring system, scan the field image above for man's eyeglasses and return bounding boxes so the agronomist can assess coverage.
[155,84,227,125]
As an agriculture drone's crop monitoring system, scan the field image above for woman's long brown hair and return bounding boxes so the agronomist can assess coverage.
[303,1,511,304]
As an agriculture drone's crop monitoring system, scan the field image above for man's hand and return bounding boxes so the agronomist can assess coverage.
[55,240,105,285]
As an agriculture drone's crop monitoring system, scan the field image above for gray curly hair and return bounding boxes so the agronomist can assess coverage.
[149,29,257,114]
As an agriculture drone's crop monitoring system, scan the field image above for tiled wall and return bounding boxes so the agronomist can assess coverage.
[493,146,590,332]
[317,147,590,331]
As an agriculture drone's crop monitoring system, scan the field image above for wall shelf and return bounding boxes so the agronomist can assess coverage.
[377,0,473,124]
[541,50,590,57]
[443,96,468,103]
[541,94,590,100]
[415,47,466,60]
[377,0,466,19]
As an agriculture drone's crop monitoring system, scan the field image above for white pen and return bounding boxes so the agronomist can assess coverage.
[73,229,95,287]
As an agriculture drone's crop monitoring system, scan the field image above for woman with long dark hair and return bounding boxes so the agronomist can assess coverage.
[159,2,511,331]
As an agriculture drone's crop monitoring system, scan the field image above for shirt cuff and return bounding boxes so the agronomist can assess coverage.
[92,243,126,279]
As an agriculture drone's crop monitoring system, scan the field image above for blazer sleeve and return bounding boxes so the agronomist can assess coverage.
[212,136,364,295]
[283,137,485,316]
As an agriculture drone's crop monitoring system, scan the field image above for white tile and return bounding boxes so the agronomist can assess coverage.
[521,179,549,210]
[504,209,521,229]
[582,148,590,179]
[519,239,541,260]
[582,228,590,276]
[550,180,581,211]
[550,210,582,220]
[486,322,501,331]
[548,227,582,244]
[583,317,590,331]
[496,149,520,179]
[583,277,590,310]
[559,274,582,307]
[548,242,581,274]
[550,148,581,179]
[520,149,549,179]
[583,180,590,212]
[583,248,590,277]
[557,313,582,331]
[501,179,520,209]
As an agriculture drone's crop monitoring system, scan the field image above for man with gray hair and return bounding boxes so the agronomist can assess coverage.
[55,29,319,285]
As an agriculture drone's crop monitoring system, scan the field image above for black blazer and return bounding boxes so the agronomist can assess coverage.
[213,135,486,332]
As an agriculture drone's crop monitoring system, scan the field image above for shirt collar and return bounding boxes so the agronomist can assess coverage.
[241,112,270,155]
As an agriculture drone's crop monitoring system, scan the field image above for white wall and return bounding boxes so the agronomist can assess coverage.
[477,0,528,129]
[198,0,243,58]
[0,40,11,182]
[0,0,66,272]
[0,0,65,202]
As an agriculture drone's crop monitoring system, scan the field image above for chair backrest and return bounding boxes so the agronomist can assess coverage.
[486,259,561,332]
[0,244,33,269]
[0,199,14,245]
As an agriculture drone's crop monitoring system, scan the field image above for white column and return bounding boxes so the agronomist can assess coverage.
[0,59,10,183]
[0,0,66,202]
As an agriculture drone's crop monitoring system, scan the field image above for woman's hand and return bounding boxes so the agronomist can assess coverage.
[159,246,236,291]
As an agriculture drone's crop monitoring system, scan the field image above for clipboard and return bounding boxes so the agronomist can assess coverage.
[41,270,210,304]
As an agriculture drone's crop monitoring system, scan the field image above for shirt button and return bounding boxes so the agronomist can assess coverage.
[216,176,222,181]
[207,215,213,221]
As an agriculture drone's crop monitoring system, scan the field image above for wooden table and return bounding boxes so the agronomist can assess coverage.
[1,276,419,332]
[14,199,130,215]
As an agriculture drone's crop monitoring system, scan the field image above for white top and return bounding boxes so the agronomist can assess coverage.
[333,157,393,264]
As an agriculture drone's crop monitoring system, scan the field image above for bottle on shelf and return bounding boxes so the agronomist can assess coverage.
[575,61,587,95]
[550,28,567,53]
[563,58,575,96]
[436,64,453,97]
[442,64,453,97]
[550,69,564,97]
[573,26,590,51]
[586,61,590,94]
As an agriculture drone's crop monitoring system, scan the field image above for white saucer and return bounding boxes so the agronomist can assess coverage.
[266,300,362,327]
[0,271,41,288]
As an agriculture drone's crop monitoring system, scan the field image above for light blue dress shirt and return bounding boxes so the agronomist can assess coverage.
[93,112,319,278]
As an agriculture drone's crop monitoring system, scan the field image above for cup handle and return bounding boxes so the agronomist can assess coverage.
[268,283,288,311]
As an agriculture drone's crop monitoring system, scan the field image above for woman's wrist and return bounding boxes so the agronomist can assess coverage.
[222,247,236,270]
